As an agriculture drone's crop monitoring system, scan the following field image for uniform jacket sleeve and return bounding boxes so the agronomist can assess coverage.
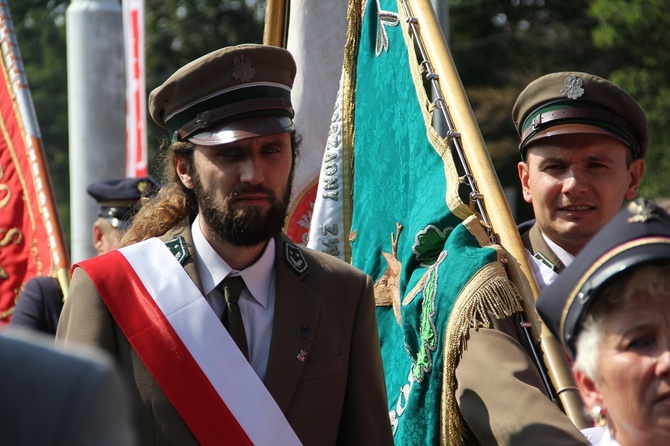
[455,312,589,445]
[1,331,136,446]
[336,274,394,445]
[10,276,63,335]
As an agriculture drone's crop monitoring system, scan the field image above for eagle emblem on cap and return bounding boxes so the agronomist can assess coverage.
[232,55,255,82]
[136,179,151,194]
[627,198,659,223]
[560,75,585,99]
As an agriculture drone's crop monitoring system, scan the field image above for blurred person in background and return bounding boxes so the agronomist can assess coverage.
[0,327,136,445]
[10,176,159,335]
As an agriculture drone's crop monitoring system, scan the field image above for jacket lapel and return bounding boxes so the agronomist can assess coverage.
[521,223,565,273]
[263,234,321,412]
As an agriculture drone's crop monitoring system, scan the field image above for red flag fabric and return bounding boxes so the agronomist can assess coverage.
[0,3,69,321]
[123,0,148,177]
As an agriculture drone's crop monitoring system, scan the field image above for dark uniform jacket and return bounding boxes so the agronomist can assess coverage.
[57,221,393,446]
[1,330,136,445]
[11,276,64,335]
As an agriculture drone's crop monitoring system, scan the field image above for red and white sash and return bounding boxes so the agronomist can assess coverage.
[77,237,301,446]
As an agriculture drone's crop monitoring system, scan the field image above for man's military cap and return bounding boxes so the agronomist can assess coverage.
[149,44,296,146]
[536,198,670,359]
[86,176,160,229]
[513,71,649,160]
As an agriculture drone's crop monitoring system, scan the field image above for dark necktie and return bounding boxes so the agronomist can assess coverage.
[219,276,249,360]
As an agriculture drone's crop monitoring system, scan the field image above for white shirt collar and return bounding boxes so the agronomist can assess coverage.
[191,215,275,309]
[581,426,620,445]
[541,231,575,268]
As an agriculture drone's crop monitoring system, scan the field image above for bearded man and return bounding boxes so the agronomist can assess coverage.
[56,44,392,446]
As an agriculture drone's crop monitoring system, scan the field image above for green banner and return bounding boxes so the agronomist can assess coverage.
[344,0,522,443]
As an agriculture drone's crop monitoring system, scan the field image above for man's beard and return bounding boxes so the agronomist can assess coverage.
[192,169,292,247]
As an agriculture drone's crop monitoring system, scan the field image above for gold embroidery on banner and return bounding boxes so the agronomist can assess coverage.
[374,223,403,325]
[442,261,523,446]
[0,227,22,247]
[0,182,10,208]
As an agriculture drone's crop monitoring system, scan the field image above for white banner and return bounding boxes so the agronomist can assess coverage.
[305,75,346,260]
[284,0,348,246]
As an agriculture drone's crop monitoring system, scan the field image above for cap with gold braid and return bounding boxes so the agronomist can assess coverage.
[149,44,296,146]
[537,198,670,359]
[513,72,649,160]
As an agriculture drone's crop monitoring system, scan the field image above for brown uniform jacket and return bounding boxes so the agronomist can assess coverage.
[455,312,588,445]
[57,222,393,446]
[455,226,587,444]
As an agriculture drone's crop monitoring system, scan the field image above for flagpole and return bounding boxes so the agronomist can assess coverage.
[263,0,289,47]
[405,0,590,429]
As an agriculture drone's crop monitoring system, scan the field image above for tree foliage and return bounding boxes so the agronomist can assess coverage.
[9,0,69,233]
[8,0,670,238]
[144,0,264,161]
[588,0,670,199]
[449,0,669,221]
[10,0,265,246]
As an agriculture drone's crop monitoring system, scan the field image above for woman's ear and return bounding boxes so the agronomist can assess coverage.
[574,369,605,412]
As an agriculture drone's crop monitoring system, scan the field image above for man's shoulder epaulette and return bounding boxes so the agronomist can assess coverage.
[164,236,191,265]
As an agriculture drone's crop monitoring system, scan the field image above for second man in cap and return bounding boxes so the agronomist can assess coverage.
[514,71,648,290]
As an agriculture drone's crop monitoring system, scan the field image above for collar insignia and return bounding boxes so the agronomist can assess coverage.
[534,251,558,272]
[165,236,190,265]
[284,242,308,276]
[560,75,585,99]
[232,55,255,82]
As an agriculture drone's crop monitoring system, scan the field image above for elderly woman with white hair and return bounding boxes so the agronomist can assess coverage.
[537,198,670,446]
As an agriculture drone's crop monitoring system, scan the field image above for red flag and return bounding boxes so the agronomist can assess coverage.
[0,3,69,321]
[123,0,148,177]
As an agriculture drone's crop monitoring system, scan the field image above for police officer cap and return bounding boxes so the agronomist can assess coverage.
[513,71,649,160]
[149,44,296,146]
[536,198,670,359]
[86,176,161,229]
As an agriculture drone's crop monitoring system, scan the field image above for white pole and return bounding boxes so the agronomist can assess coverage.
[67,0,125,262]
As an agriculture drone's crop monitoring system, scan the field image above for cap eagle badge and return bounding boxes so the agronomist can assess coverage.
[232,55,255,82]
[560,75,585,100]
